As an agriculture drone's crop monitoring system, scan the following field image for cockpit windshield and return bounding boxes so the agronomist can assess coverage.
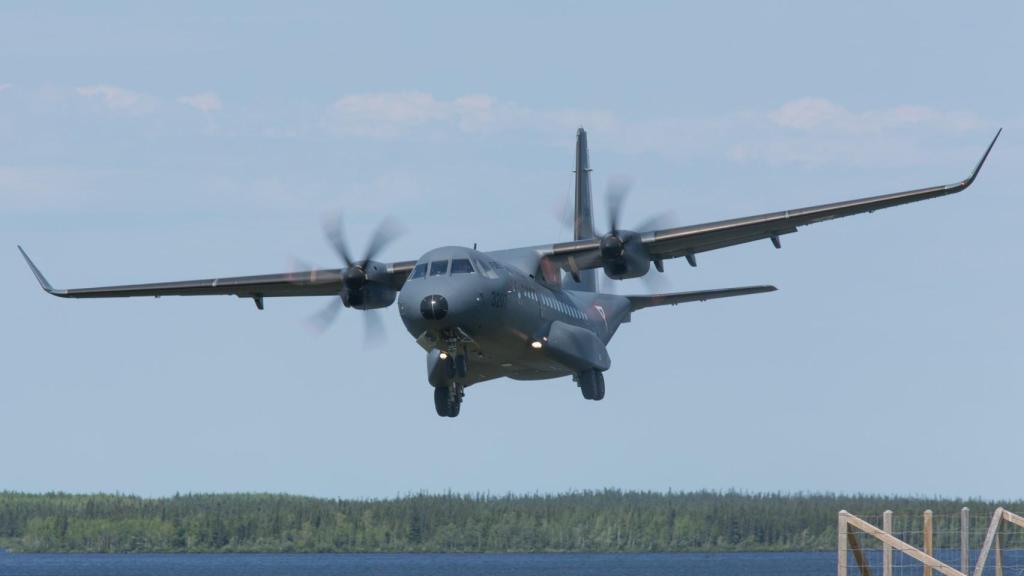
[409,257,479,280]
[428,260,449,276]
[451,258,474,274]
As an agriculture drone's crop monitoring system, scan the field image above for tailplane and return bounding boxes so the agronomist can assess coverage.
[568,127,598,292]
[627,285,778,312]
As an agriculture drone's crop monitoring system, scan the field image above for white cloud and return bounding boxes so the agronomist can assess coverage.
[76,84,154,114]
[768,97,979,135]
[326,91,620,140]
[720,97,986,166]
[178,92,222,113]
[322,91,986,168]
[328,92,486,138]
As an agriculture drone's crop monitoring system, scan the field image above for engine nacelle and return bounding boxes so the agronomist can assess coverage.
[340,260,398,309]
[342,284,397,310]
[600,230,651,280]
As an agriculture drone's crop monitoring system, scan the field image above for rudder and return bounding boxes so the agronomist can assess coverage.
[569,127,598,292]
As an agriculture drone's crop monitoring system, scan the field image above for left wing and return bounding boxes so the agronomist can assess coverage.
[18,246,415,309]
[546,129,1000,272]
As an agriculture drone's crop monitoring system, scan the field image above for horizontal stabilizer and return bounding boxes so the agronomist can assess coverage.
[627,285,777,311]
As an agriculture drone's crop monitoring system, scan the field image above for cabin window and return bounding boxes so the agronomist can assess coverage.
[429,260,449,276]
[451,258,474,274]
[410,263,427,280]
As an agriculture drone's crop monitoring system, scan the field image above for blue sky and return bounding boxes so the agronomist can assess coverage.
[2,2,1022,499]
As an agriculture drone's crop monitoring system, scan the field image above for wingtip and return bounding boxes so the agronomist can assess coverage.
[17,245,57,294]
[965,128,1001,186]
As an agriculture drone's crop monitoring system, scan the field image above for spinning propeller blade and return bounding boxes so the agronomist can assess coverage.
[301,214,404,343]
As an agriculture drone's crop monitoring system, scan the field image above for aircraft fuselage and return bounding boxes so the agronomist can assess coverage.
[398,246,629,387]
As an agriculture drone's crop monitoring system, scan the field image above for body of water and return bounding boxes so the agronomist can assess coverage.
[0,551,834,576]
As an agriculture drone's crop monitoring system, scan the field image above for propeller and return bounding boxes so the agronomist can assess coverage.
[307,297,386,347]
[324,214,403,288]
[301,214,404,344]
[596,178,673,291]
[599,177,630,260]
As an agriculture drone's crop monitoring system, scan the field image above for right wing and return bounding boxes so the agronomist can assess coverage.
[546,129,1000,271]
[18,246,416,308]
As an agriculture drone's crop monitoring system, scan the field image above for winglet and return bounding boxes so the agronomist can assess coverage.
[963,128,1001,187]
[17,246,62,296]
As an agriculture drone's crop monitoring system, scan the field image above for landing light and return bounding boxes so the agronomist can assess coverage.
[439,351,449,360]
[530,341,543,350]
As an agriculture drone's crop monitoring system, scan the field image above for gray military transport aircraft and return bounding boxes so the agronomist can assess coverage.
[19,128,1000,417]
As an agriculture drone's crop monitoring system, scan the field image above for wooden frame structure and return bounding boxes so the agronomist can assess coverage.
[973,507,1024,576]
[838,510,965,576]
[838,507,1023,576]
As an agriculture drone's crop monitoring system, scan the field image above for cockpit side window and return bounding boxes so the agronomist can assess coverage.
[475,258,498,279]
[410,263,427,280]
[451,258,474,274]
[429,260,449,276]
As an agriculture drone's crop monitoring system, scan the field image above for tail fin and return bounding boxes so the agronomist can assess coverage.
[569,127,598,292]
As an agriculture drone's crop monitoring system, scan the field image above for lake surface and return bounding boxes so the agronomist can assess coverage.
[0,551,834,576]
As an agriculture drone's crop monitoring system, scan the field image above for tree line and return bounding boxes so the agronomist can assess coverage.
[0,490,1020,553]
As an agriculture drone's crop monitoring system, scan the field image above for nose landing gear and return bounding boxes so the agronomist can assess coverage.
[429,350,467,418]
[434,383,463,417]
[576,370,605,401]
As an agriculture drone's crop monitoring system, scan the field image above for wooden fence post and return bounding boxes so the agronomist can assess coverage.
[839,511,849,576]
[961,507,970,575]
[924,510,933,576]
[884,510,893,576]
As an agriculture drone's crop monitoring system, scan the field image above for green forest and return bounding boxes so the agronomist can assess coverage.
[0,491,1020,553]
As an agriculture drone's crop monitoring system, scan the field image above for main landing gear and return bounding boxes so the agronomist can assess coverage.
[577,369,605,401]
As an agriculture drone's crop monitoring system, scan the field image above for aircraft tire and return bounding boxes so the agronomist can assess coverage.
[593,371,605,401]
[578,371,596,400]
[434,386,450,417]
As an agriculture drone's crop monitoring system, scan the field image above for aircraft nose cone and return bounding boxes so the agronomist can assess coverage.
[420,294,448,320]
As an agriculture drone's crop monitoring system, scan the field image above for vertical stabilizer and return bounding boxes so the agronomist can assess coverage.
[569,127,598,291]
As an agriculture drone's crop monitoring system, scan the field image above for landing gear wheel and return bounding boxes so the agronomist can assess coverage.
[434,386,450,417]
[577,370,605,401]
[433,385,463,418]
[578,370,595,400]
[593,371,605,401]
